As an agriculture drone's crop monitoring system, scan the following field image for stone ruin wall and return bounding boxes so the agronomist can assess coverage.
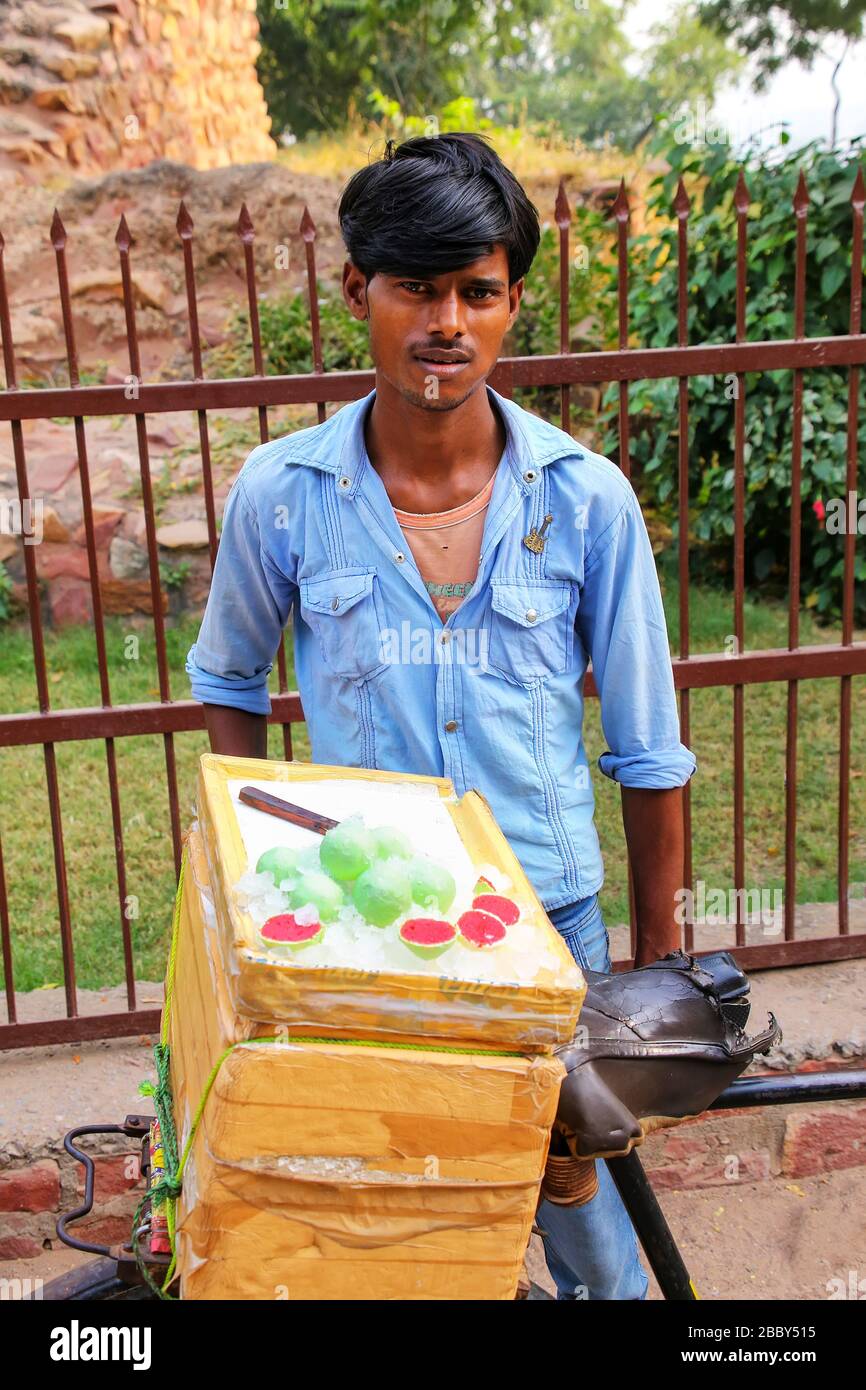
[0,0,277,181]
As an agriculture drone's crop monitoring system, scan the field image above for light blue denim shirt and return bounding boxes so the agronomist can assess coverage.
[186,385,696,910]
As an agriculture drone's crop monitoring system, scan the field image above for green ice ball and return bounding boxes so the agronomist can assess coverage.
[408,857,456,914]
[370,825,413,860]
[255,846,301,886]
[288,871,345,923]
[352,861,412,927]
[320,821,375,881]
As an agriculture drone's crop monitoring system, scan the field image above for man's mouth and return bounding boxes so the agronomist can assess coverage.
[412,349,472,377]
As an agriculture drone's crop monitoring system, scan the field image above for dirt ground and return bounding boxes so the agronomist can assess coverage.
[525,1167,866,1301]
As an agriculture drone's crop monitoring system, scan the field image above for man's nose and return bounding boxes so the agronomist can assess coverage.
[426,288,465,339]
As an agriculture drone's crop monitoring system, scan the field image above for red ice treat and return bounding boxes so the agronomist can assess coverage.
[458,909,508,948]
[471,893,519,926]
[399,918,457,959]
[473,875,496,895]
[260,912,323,947]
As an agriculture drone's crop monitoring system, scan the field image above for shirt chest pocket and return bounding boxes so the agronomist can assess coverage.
[485,577,574,685]
[299,567,387,680]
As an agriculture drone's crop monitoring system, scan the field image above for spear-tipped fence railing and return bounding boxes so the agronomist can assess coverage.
[0,169,864,1047]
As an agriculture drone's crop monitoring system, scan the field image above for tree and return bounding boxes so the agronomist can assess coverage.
[478,0,739,148]
[698,0,866,140]
[256,0,549,142]
[256,1,361,140]
[699,0,866,80]
[256,0,741,148]
[479,0,742,148]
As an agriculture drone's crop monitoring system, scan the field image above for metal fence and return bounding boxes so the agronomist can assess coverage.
[1,168,865,1048]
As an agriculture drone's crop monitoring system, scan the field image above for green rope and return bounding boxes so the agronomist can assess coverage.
[133,847,187,1298]
[133,842,529,1296]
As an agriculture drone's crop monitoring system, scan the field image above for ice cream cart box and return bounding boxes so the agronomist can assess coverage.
[196,754,585,1052]
[170,827,565,1301]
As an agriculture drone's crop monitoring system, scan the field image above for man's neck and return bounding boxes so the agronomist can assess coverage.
[364,376,507,513]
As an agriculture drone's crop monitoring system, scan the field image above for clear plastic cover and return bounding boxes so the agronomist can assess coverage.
[196,754,585,1052]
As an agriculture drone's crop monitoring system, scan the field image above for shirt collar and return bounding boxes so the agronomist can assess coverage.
[280,384,582,498]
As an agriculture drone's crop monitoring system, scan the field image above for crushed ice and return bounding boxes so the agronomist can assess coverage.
[230,860,557,985]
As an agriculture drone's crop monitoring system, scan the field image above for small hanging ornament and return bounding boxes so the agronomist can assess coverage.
[523,512,553,554]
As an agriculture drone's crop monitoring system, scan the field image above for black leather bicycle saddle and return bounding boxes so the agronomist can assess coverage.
[554,949,781,1159]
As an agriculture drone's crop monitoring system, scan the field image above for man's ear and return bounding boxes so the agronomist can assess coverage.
[342,260,369,322]
[507,276,525,330]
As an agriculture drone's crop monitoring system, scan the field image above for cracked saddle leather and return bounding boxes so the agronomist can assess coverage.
[554,949,781,1159]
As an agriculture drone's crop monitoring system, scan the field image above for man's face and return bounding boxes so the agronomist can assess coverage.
[342,245,523,410]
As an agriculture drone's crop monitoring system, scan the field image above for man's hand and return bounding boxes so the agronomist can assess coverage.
[620,785,685,967]
[204,704,268,759]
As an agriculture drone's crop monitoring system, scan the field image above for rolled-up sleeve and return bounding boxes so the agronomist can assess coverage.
[186,474,294,716]
[576,486,696,789]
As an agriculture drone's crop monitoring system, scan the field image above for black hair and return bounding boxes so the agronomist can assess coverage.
[338,131,541,286]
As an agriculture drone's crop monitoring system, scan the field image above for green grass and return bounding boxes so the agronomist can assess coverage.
[0,588,863,992]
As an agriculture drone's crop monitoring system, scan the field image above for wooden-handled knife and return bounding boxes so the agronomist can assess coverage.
[237,785,340,836]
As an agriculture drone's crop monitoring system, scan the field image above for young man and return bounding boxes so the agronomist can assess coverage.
[186,132,696,1300]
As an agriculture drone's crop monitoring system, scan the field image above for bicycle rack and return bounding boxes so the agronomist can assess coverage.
[58,1113,173,1287]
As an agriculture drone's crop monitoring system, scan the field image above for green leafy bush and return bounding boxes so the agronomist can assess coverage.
[159,560,192,591]
[206,282,373,379]
[599,130,866,622]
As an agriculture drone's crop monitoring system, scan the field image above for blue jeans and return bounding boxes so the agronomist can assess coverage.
[536,894,650,1301]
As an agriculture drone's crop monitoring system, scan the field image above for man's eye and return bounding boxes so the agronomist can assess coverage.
[397,282,496,298]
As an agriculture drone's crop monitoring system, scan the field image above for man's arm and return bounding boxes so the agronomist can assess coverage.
[204,705,268,759]
[576,479,696,965]
[186,472,294,756]
[621,785,684,965]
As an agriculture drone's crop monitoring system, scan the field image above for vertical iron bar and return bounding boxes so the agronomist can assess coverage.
[238,202,292,759]
[0,226,77,1016]
[0,831,14,1023]
[838,168,864,935]
[612,180,637,955]
[613,180,631,482]
[115,213,182,876]
[177,200,218,569]
[300,206,327,428]
[675,178,694,954]
[784,174,809,941]
[52,210,136,1008]
[555,180,571,436]
[733,173,750,947]
[239,203,272,445]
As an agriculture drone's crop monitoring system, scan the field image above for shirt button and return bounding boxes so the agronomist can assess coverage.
[338,475,352,490]
[525,608,538,623]
[444,719,458,732]
[440,631,451,644]
[523,469,537,483]
[394,551,405,563]
[331,597,341,611]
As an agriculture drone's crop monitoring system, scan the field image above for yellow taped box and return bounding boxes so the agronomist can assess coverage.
[196,753,585,1053]
[169,828,565,1300]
